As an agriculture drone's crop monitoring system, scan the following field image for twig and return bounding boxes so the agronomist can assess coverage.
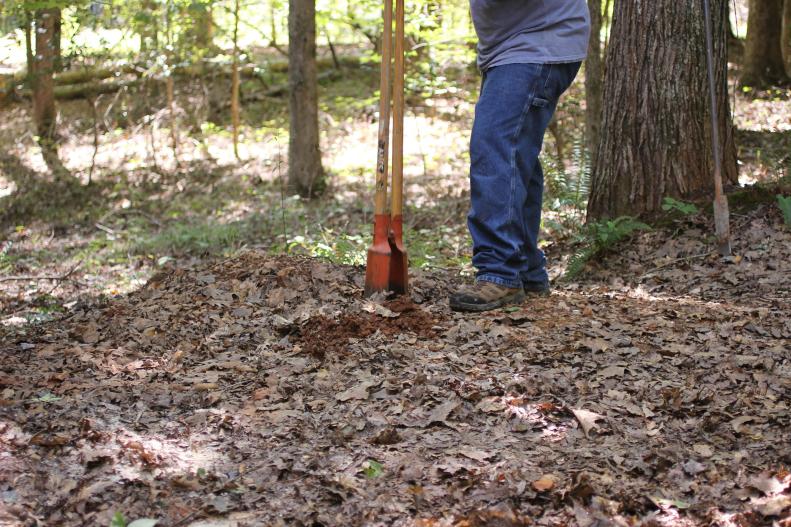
[0,259,83,283]
[172,509,201,527]
[94,223,115,236]
[88,95,99,184]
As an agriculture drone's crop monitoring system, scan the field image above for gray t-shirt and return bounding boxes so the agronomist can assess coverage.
[470,0,591,71]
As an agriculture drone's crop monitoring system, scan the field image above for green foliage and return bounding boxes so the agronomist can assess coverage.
[362,459,383,479]
[131,220,243,256]
[108,513,157,527]
[565,216,651,279]
[282,232,367,266]
[33,392,62,403]
[777,195,791,227]
[543,136,591,237]
[662,197,699,216]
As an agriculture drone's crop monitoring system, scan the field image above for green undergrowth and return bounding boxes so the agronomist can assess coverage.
[564,216,652,280]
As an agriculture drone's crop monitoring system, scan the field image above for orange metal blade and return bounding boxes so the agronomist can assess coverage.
[388,214,408,295]
[364,214,393,297]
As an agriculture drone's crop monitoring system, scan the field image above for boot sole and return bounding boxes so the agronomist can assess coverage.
[449,290,527,313]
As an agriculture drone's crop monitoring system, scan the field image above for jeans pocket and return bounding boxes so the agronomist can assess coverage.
[532,97,549,108]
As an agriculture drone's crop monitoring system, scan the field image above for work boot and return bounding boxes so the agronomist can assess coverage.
[449,281,526,312]
[523,281,551,297]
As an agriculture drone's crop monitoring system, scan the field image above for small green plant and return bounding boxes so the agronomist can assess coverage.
[362,460,384,479]
[109,513,158,527]
[33,392,62,403]
[565,216,651,279]
[662,197,699,216]
[777,195,791,228]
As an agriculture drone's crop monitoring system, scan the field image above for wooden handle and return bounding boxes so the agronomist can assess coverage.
[373,0,394,216]
[391,0,405,217]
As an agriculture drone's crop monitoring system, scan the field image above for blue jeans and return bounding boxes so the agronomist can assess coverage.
[468,62,581,289]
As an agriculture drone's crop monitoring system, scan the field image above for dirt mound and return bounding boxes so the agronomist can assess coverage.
[297,300,440,359]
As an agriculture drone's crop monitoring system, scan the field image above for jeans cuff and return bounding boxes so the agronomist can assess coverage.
[477,274,523,289]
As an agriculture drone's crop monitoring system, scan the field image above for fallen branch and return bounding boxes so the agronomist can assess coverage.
[0,260,83,283]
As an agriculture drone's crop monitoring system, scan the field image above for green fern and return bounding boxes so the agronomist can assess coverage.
[564,216,651,280]
[777,195,791,228]
[662,197,699,216]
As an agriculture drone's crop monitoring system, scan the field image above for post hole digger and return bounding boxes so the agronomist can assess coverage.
[364,0,408,297]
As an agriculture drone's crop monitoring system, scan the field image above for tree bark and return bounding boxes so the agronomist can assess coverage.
[587,0,738,221]
[585,0,603,165]
[783,0,791,78]
[187,1,214,51]
[231,0,241,160]
[24,12,34,85]
[287,0,325,197]
[33,8,60,149]
[741,0,787,86]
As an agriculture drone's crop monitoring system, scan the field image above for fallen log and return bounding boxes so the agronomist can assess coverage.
[2,56,362,103]
[14,79,142,101]
[4,55,360,89]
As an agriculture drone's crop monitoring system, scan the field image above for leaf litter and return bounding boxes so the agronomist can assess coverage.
[0,204,790,526]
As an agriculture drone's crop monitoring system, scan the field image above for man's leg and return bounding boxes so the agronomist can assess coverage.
[467,63,552,288]
[451,62,580,311]
[517,62,581,290]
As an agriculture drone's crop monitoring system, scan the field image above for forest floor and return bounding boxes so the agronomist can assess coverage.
[2,51,791,526]
[0,187,790,526]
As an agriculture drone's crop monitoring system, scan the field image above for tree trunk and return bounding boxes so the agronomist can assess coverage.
[287,0,325,197]
[587,0,738,221]
[783,0,791,77]
[24,12,34,87]
[231,0,241,160]
[33,8,59,150]
[585,0,603,165]
[53,11,63,72]
[189,1,214,50]
[741,0,787,86]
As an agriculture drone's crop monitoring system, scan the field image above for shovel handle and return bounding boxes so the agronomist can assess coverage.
[374,0,394,216]
[391,0,405,217]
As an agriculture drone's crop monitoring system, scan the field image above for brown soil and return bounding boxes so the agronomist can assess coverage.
[297,300,440,360]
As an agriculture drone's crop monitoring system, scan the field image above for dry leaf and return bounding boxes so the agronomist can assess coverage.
[572,408,605,437]
[533,474,558,492]
[693,444,714,458]
[336,380,377,402]
[457,449,495,462]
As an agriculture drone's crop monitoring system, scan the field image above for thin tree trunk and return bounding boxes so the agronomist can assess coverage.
[189,1,214,50]
[587,0,738,221]
[742,0,787,86]
[585,0,603,164]
[24,12,33,88]
[165,1,179,165]
[231,0,241,160]
[33,8,60,156]
[53,12,63,72]
[270,0,281,51]
[167,76,178,164]
[287,0,325,197]
[783,0,791,77]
